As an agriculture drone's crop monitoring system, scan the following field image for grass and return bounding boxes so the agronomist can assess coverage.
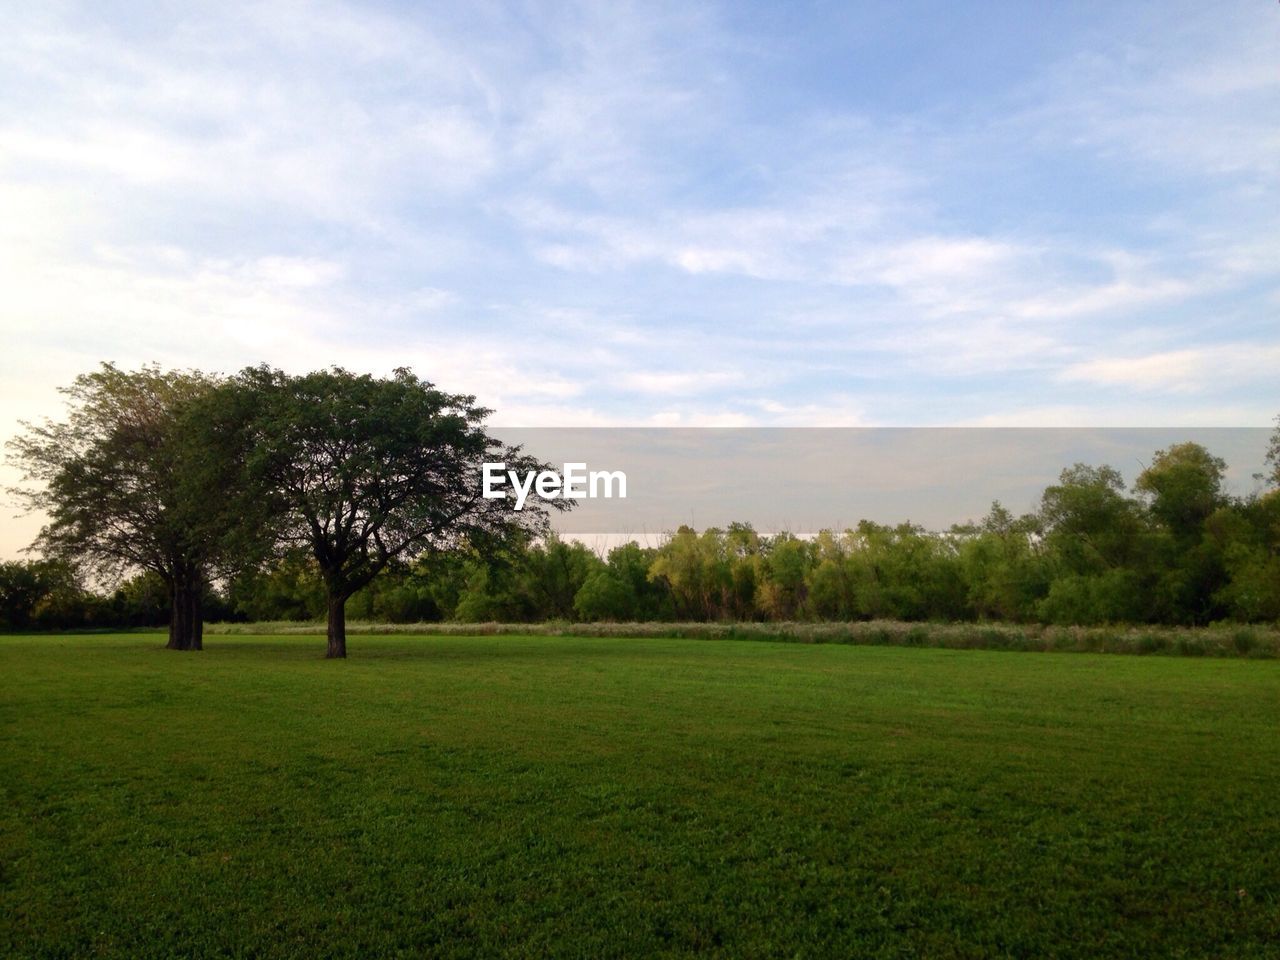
[206,618,1280,659]
[1,633,1278,958]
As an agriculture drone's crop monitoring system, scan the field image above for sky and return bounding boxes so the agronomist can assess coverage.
[1,1,1278,552]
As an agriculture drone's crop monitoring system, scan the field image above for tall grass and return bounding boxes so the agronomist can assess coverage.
[204,618,1280,657]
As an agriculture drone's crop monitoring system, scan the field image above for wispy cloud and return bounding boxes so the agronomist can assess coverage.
[1059,345,1280,394]
[1,0,1278,556]
[1025,6,1280,184]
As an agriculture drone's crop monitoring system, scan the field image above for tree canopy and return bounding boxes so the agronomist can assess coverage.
[233,366,565,657]
[6,363,242,649]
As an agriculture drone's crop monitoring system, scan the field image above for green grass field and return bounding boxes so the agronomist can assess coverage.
[2,634,1278,958]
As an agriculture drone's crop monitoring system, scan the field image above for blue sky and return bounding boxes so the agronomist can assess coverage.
[1,0,1277,441]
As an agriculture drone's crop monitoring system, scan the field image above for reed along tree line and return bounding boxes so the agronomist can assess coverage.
[6,363,563,657]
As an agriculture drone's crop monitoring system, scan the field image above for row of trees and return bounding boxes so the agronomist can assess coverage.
[8,420,1280,632]
[218,441,1280,627]
[0,558,242,631]
[6,364,560,656]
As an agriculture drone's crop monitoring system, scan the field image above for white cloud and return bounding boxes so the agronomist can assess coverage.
[1010,277,1196,321]
[1059,344,1280,393]
[645,409,758,427]
[620,371,745,396]
[753,398,869,427]
[0,1,502,229]
[1026,6,1280,183]
[840,237,1022,288]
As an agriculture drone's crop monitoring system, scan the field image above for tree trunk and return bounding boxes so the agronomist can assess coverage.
[165,564,204,651]
[166,577,183,650]
[172,577,192,650]
[326,594,347,659]
[189,568,204,652]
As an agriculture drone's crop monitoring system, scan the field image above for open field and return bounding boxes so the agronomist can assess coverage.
[2,634,1279,958]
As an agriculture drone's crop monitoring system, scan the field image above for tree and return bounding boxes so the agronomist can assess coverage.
[954,502,1048,622]
[0,560,51,630]
[806,531,858,620]
[226,550,327,623]
[1206,493,1280,622]
[574,567,635,621]
[1267,414,1280,488]
[1130,443,1233,623]
[5,559,101,630]
[575,541,669,622]
[6,363,246,650]
[110,571,173,627]
[755,533,810,620]
[1036,464,1151,623]
[649,526,740,620]
[840,520,966,621]
[1039,464,1145,574]
[517,535,602,620]
[1135,443,1227,542]
[237,366,563,657]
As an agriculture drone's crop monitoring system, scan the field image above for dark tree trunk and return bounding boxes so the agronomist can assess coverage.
[166,576,183,650]
[326,594,347,659]
[165,563,204,651]
[188,568,204,651]
[173,578,191,650]
[192,594,204,650]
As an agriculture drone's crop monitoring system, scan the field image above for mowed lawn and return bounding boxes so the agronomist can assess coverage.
[2,635,1278,959]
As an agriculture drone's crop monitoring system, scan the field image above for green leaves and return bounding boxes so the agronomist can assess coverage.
[1135,442,1227,541]
[6,362,223,583]
[226,366,567,654]
[237,366,559,596]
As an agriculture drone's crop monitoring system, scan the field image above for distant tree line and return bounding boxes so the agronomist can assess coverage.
[7,375,1280,637]
[215,441,1280,627]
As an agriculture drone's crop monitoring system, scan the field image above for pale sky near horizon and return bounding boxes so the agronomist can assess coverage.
[2,1,1279,556]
